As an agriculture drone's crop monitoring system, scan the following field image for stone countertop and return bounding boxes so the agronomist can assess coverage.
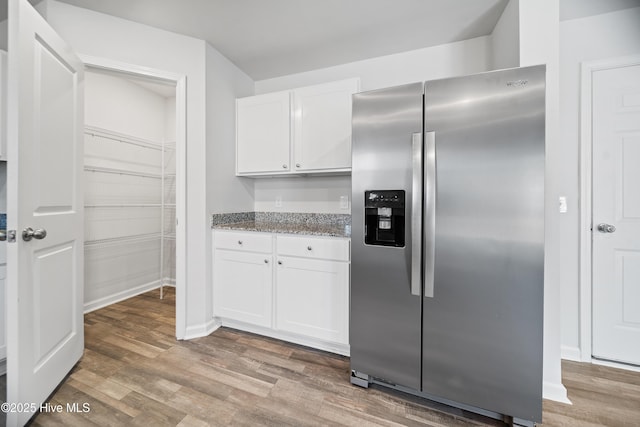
[212,220,351,238]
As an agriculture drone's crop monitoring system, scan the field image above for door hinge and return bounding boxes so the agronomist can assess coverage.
[7,230,16,243]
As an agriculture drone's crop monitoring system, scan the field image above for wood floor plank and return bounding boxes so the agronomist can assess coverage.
[64,378,139,418]
[109,365,182,402]
[30,287,640,426]
[176,414,213,427]
[48,382,133,426]
[165,386,237,426]
[119,390,186,426]
[75,348,127,378]
[134,352,234,401]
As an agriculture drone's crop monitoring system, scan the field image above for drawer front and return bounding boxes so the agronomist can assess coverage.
[276,235,350,261]
[214,230,272,253]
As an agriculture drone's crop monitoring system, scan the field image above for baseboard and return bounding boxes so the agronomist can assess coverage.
[592,358,640,373]
[561,345,582,362]
[543,380,571,404]
[84,280,162,313]
[218,318,351,356]
[183,318,221,340]
[161,278,176,287]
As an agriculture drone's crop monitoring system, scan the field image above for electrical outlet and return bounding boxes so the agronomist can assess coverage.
[339,196,349,209]
[275,196,282,208]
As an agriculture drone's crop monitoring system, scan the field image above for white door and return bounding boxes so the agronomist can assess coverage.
[6,0,84,425]
[592,63,640,366]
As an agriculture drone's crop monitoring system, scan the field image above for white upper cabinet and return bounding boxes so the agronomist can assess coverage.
[293,79,358,172]
[236,91,291,174]
[236,78,359,177]
[0,50,7,161]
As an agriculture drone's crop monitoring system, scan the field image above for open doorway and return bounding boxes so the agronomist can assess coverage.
[81,59,186,339]
[83,68,176,311]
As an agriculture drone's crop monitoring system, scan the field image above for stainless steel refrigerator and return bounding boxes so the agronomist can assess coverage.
[350,65,545,426]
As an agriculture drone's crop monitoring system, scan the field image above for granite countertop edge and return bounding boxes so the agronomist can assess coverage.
[212,221,351,238]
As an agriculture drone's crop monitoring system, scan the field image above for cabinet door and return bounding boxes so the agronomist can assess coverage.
[0,264,5,363]
[276,256,349,344]
[213,249,273,327]
[293,79,359,172]
[0,50,6,160]
[236,91,290,175]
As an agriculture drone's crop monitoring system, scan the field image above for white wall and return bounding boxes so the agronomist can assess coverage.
[256,36,491,94]
[164,96,176,143]
[518,0,568,404]
[85,71,167,141]
[254,36,492,214]
[205,44,254,216]
[559,7,640,357]
[0,17,5,365]
[38,0,238,338]
[490,0,519,70]
[204,43,254,333]
[254,176,351,213]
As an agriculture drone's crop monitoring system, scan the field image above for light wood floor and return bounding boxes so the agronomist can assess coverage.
[27,288,640,426]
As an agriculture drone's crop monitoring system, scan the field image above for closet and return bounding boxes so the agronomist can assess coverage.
[84,69,176,312]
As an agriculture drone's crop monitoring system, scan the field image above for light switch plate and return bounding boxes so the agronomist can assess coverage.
[559,196,567,213]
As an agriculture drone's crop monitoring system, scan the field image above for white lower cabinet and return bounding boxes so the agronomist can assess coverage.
[213,231,273,328]
[213,249,273,328]
[276,256,349,345]
[212,230,350,355]
[0,264,6,369]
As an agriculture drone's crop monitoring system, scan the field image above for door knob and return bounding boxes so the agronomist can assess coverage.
[597,223,616,233]
[22,227,47,241]
[0,230,5,242]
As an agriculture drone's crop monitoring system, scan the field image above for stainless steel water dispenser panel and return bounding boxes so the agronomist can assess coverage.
[364,190,405,247]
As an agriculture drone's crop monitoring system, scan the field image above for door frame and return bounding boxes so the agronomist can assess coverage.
[579,53,640,364]
[80,54,188,339]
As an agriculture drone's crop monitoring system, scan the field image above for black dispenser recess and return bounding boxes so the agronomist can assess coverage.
[364,190,405,247]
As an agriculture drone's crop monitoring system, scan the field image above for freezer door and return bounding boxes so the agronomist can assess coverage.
[422,65,545,422]
[351,82,423,389]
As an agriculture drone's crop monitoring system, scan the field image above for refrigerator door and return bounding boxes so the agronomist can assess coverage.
[351,82,423,389]
[422,66,545,422]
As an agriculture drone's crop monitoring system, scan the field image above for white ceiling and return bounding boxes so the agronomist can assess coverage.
[16,0,640,81]
[560,0,640,20]
[52,0,509,80]
[86,66,176,98]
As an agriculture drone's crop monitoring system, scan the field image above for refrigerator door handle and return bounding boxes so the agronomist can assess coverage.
[424,131,436,298]
[411,132,423,296]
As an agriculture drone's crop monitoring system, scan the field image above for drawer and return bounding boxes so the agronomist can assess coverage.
[276,235,350,261]
[214,230,272,253]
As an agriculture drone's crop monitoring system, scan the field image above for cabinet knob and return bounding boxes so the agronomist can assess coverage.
[278,260,282,265]
[264,259,269,264]
[238,240,243,245]
[282,164,287,169]
[296,163,301,168]
[307,246,312,251]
